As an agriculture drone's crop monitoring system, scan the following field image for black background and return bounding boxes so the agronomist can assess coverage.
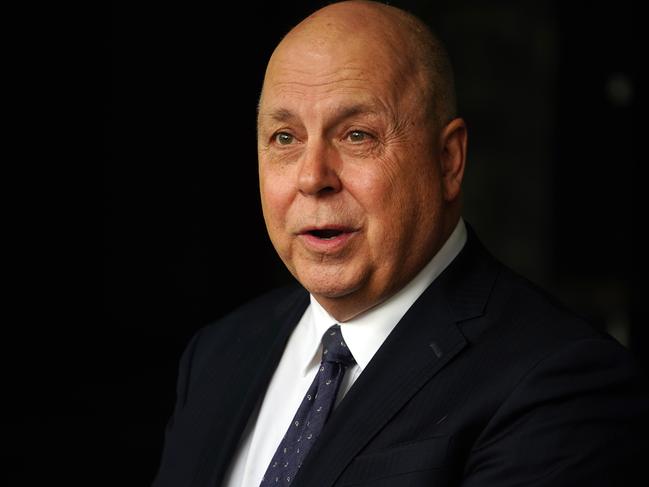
[9,1,643,484]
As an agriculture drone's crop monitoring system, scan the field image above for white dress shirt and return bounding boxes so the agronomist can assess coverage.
[224,219,467,487]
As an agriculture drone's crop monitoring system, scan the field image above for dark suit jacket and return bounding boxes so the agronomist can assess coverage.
[153,229,648,486]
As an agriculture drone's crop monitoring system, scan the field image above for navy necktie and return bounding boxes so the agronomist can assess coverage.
[260,324,355,486]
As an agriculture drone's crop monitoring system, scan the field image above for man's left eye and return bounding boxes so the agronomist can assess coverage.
[346,130,370,143]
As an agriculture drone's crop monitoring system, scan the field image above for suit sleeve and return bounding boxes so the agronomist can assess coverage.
[461,338,649,487]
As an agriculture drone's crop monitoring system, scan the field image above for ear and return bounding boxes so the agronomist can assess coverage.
[438,118,467,202]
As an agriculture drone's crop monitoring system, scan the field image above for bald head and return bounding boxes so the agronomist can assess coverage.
[262,0,456,128]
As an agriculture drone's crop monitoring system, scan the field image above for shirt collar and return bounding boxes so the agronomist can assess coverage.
[302,218,467,375]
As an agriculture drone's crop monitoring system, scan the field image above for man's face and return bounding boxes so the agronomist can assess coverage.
[258,29,450,320]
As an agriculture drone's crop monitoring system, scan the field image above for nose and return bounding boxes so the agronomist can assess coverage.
[297,140,342,196]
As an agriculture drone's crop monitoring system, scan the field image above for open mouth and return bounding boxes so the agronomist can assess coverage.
[307,229,345,240]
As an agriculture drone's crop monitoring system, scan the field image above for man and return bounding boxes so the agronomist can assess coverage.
[153,1,647,486]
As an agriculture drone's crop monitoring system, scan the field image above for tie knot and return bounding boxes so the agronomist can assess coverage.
[321,325,355,366]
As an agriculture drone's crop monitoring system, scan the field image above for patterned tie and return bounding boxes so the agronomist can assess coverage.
[260,324,355,486]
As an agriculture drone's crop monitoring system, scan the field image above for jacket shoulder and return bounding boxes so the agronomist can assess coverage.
[182,283,308,378]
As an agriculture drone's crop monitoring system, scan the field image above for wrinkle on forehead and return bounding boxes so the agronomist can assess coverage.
[268,65,369,91]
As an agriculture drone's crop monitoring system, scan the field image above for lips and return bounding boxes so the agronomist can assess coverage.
[300,225,355,238]
[298,225,358,252]
[306,228,345,239]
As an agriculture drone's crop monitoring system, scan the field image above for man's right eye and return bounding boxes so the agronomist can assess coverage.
[274,132,294,145]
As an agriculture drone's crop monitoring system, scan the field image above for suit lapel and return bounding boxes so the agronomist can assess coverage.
[293,230,499,487]
[191,288,310,486]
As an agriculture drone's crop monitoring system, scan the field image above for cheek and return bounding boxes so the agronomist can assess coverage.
[343,160,394,208]
[346,154,441,241]
[345,154,414,224]
[343,163,403,246]
[260,168,292,230]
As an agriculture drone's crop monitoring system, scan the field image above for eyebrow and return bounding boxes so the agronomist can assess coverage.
[262,108,298,124]
[258,102,383,128]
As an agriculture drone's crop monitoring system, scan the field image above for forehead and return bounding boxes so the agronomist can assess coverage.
[259,33,418,119]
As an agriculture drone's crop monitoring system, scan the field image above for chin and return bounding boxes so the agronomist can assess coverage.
[302,280,358,300]
[295,267,363,300]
